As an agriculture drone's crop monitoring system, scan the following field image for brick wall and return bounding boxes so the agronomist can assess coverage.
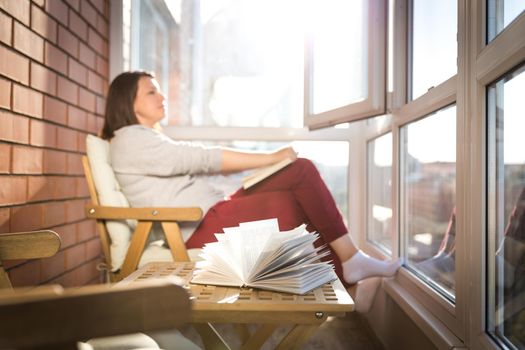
[0,0,109,287]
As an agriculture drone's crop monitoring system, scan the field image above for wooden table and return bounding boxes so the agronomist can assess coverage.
[119,262,354,350]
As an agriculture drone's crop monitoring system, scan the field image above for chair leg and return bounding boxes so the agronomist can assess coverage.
[120,221,153,279]
[162,222,190,262]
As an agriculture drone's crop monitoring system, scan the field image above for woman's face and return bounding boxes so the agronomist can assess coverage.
[133,77,166,127]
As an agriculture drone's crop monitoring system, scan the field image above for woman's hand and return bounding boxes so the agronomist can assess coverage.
[221,145,297,174]
[271,146,298,163]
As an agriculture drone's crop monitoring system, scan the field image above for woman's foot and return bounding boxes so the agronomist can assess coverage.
[342,251,402,284]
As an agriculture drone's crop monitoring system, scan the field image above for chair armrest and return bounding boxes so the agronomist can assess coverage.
[0,230,61,260]
[85,205,203,221]
[0,279,191,349]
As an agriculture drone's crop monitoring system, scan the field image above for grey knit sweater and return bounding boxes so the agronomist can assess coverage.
[110,124,225,239]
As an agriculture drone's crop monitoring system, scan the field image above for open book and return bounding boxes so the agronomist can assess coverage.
[242,157,294,189]
[191,219,337,294]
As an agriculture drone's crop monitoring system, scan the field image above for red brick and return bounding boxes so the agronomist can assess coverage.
[12,145,43,174]
[12,84,43,119]
[0,111,30,144]
[0,78,10,109]
[0,46,29,85]
[65,243,85,269]
[13,22,44,63]
[44,42,68,76]
[78,87,95,112]
[90,0,105,16]
[43,201,66,227]
[64,0,79,11]
[54,176,76,199]
[76,176,89,197]
[66,199,85,221]
[80,1,97,25]
[77,132,86,153]
[0,208,10,233]
[95,115,103,131]
[87,70,103,95]
[68,8,87,40]
[30,61,57,95]
[0,0,30,26]
[57,76,78,105]
[55,222,77,248]
[32,0,45,7]
[87,27,103,54]
[43,149,67,174]
[77,220,95,242]
[77,259,100,285]
[51,268,76,287]
[30,119,57,147]
[27,176,55,202]
[40,250,65,281]
[86,113,97,134]
[57,24,78,58]
[43,96,67,125]
[95,54,107,77]
[0,143,11,174]
[31,3,57,43]
[95,96,105,116]
[68,57,87,85]
[0,176,27,206]
[0,11,12,45]
[95,13,108,38]
[67,105,86,129]
[10,203,43,231]
[66,152,82,174]
[8,260,40,287]
[45,0,68,25]
[78,42,95,69]
[56,127,77,151]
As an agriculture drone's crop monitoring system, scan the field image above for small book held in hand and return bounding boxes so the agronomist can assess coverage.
[191,218,337,295]
[241,157,294,190]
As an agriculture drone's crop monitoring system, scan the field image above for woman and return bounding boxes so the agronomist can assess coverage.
[102,71,401,286]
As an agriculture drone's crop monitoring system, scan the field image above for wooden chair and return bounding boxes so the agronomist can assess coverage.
[0,230,61,288]
[82,134,203,282]
[0,230,194,350]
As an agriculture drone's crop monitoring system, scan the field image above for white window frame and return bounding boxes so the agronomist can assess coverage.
[303,0,388,130]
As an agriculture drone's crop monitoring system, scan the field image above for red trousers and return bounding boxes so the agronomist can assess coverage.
[185,158,349,284]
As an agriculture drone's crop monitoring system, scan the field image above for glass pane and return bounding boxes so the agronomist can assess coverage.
[487,0,525,42]
[487,64,525,349]
[200,140,350,223]
[388,0,394,93]
[367,132,393,254]
[310,0,367,114]
[400,106,457,299]
[410,0,457,100]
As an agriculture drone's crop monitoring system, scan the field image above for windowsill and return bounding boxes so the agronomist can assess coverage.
[382,275,466,349]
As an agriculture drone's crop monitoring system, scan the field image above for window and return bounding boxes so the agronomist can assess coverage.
[409,0,457,100]
[487,0,525,42]
[367,132,393,254]
[487,63,525,349]
[400,105,456,299]
[304,0,387,129]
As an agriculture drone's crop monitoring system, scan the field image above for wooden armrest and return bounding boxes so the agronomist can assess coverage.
[0,278,191,349]
[0,230,61,260]
[85,205,203,221]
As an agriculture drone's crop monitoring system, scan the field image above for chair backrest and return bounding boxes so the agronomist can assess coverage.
[84,134,134,272]
[0,230,61,288]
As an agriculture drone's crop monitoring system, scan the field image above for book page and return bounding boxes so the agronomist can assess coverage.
[242,157,294,189]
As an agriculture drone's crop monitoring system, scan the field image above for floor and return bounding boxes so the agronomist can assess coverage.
[177,312,384,350]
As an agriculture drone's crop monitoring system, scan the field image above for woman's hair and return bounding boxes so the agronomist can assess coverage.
[101,70,154,140]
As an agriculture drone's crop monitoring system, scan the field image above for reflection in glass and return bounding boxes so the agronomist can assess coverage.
[367,133,393,254]
[410,0,457,100]
[487,64,525,349]
[400,106,456,298]
[311,0,367,114]
[487,0,525,42]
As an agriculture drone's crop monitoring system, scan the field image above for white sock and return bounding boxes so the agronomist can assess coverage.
[342,251,402,285]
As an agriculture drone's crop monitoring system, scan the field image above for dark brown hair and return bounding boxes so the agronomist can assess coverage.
[101,71,154,140]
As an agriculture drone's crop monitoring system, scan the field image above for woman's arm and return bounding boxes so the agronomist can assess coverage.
[220,146,297,174]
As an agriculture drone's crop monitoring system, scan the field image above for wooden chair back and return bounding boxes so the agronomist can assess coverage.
[0,230,61,288]
[82,155,203,282]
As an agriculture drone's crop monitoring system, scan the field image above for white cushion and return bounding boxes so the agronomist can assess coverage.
[86,135,133,271]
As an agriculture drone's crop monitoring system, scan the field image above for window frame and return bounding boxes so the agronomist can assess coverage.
[303,0,388,130]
